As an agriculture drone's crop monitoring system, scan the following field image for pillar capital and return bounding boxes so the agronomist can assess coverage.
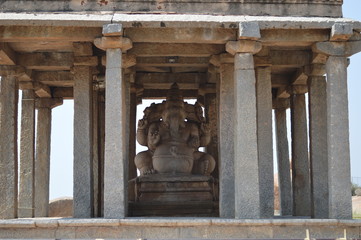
[330,23,353,41]
[312,40,361,57]
[287,85,308,95]
[225,40,262,55]
[94,36,132,51]
[35,98,63,109]
[101,54,136,68]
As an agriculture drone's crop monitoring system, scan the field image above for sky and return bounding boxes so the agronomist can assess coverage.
[48,1,361,200]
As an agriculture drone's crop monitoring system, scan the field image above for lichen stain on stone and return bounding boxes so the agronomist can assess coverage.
[98,0,108,6]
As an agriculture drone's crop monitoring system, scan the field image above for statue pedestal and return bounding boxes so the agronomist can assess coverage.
[129,174,218,217]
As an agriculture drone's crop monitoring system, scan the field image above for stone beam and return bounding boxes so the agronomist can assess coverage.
[34,71,73,87]
[74,56,98,66]
[129,43,225,57]
[261,29,329,46]
[53,87,73,99]
[35,98,63,109]
[271,74,290,88]
[269,51,311,68]
[276,70,308,99]
[141,89,200,99]
[17,53,74,71]
[73,42,93,57]
[0,42,16,65]
[136,73,206,89]
[125,28,236,44]
[0,26,102,42]
[136,57,210,68]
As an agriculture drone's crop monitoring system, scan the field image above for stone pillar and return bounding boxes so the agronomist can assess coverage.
[289,85,311,216]
[307,64,329,219]
[204,93,219,179]
[73,66,94,218]
[312,37,361,219]
[98,93,106,217]
[92,88,100,217]
[128,92,137,180]
[273,99,293,216]
[256,66,274,218]
[94,24,132,218]
[18,90,36,218]
[217,54,235,218]
[326,56,352,219]
[0,73,19,219]
[226,37,262,218]
[34,98,63,217]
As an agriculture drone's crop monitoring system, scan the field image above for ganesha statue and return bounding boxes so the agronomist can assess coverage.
[134,83,216,176]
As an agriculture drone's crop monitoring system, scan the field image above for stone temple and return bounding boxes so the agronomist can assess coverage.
[0,0,361,239]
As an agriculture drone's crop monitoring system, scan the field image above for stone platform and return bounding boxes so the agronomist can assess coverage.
[0,218,360,239]
[129,174,218,217]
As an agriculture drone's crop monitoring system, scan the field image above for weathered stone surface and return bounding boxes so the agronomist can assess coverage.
[34,106,52,217]
[17,52,73,71]
[73,66,93,218]
[104,48,128,218]
[274,99,293,216]
[256,67,274,218]
[308,75,329,219]
[326,56,352,219]
[18,90,35,218]
[73,42,93,57]
[290,91,311,216]
[0,42,16,65]
[238,22,260,40]
[103,23,122,36]
[0,75,18,219]
[218,62,235,218]
[330,23,353,41]
[48,197,73,218]
[234,53,260,219]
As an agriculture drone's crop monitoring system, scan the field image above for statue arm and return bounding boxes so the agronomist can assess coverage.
[187,123,200,148]
[147,123,160,150]
[136,119,148,146]
[199,123,211,147]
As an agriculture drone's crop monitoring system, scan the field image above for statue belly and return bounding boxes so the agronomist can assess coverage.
[152,142,194,173]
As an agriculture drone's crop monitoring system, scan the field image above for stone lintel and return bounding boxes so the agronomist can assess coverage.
[225,40,262,55]
[313,41,361,57]
[304,64,326,77]
[288,85,308,95]
[94,36,132,51]
[0,65,25,76]
[17,52,73,71]
[238,22,261,40]
[330,23,353,41]
[73,42,93,57]
[101,54,136,68]
[103,23,123,37]
[35,98,63,109]
[273,98,290,110]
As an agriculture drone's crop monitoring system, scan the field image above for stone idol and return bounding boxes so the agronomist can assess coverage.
[134,83,216,176]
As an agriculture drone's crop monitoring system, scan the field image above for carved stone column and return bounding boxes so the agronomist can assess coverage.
[226,22,262,218]
[34,98,63,217]
[273,98,293,216]
[289,85,311,216]
[306,63,329,218]
[214,53,235,218]
[256,66,274,218]
[0,67,21,219]
[18,89,36,218]
[94,24,132,218]
[312,30,361,218]
[73,65,94,218]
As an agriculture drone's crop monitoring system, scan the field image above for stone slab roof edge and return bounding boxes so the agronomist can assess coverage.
[0,13,360,31]
[1,218,361,228]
